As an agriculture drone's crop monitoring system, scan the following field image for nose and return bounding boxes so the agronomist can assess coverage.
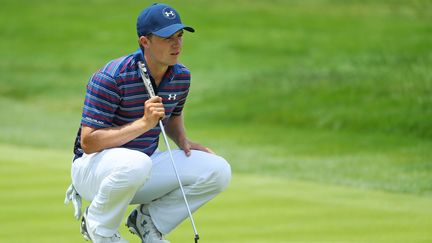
[172,36,182,47]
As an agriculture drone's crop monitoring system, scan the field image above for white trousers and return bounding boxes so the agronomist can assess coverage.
[71,148,231,237]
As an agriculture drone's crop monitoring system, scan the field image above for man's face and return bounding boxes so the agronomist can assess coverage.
[145,30,184,66]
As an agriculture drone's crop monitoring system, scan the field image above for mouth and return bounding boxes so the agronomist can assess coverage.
[171,51,180,56]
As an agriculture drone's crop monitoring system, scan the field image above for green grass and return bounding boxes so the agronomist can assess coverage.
[189,124,432,196]
[1,144,431,242]
[0,0,432,242]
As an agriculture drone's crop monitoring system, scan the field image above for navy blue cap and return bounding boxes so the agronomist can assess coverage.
[137,3,195,38]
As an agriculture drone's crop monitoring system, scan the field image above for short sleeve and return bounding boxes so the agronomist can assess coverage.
[171,89,189,116]
[81,72,120,128]
[171,68,191,116]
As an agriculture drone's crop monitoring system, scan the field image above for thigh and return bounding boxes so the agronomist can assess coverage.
[72,147,151,201]
[131,149,229,204]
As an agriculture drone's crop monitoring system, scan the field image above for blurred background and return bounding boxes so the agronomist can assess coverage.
[0,0,431,242]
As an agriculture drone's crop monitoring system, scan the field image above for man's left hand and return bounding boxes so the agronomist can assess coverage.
[178,139,215,157]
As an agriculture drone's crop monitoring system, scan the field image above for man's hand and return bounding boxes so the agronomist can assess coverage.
[164,114,213,156]
[177,139,215,157]
[143,96,165,128]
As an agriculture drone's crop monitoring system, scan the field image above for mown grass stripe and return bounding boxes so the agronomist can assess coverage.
[0,145,431,242]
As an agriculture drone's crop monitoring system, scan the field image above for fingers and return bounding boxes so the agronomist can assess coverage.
[203,147,216,155]
[189,141,216,155]
[143,96,165,127]
[145,96,165,119]
[197,146,215,154]
[176,139,192,157]
[181,146,191,157]
[183,144,191,157]
[148,106,165,118]
[146,96,163,104]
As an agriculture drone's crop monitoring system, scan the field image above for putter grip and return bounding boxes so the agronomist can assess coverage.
[138,61,156,97]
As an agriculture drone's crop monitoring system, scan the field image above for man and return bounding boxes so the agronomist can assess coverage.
[66,3,231,243]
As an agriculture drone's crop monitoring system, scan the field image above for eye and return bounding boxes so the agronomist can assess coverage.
[165,35,182,42]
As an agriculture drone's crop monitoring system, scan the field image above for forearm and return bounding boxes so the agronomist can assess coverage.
[81,96,165,154]
[81,119,152,154]
[165,114,188,145]
[165,114,215,155]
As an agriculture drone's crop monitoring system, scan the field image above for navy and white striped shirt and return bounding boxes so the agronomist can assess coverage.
[73,49,190,160]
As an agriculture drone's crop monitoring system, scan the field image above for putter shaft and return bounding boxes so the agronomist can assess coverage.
[138,61,199,242]
[159,120,200,240]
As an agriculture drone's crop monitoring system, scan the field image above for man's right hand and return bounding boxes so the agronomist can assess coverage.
[80,96,165,154]
[143,96,165,128]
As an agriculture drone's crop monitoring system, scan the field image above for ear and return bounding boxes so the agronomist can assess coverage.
[139,36,150,48]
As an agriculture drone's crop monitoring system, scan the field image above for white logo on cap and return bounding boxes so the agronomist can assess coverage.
[163,8,176,19]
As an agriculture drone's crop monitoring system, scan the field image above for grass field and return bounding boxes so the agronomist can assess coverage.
[1,0,431,242]
[1,145,432,242]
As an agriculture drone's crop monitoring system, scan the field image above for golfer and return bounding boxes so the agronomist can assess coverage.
[65,3,231,242]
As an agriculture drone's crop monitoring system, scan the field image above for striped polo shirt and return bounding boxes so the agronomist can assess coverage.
[73,49,191,160]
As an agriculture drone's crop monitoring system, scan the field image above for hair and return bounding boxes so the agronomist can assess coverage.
[138,34,153,52]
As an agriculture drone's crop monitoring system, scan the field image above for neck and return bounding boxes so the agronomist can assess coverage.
[144,53,168,86]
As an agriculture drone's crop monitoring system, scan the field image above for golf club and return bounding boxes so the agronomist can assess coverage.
[138,61,200,243]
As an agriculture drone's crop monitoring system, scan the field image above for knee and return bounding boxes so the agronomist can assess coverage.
[117,149,152,188]
[208,156,232,192]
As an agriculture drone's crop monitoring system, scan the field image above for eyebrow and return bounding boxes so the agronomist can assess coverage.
[168,30,184,38]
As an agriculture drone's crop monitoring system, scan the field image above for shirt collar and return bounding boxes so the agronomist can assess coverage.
[133,48,176,82]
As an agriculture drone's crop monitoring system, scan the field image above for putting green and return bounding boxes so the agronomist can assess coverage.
[0,145,431,242]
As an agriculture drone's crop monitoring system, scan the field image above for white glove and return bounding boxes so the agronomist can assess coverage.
[64,184,82,220]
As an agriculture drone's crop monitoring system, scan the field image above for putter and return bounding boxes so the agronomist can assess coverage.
[138,61,200,243]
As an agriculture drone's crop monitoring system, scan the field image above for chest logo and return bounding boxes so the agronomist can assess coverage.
[168,93,177,101]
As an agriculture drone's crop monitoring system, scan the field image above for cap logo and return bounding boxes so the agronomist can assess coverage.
[162,7,176,19]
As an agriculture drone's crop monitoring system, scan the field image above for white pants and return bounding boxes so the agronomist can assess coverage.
[71,148,231,237]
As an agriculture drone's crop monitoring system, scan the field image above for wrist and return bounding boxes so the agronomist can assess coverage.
[175,135,188,146]
[137,117,153,132]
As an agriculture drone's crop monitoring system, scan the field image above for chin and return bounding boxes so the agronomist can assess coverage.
[168,59,179,65]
